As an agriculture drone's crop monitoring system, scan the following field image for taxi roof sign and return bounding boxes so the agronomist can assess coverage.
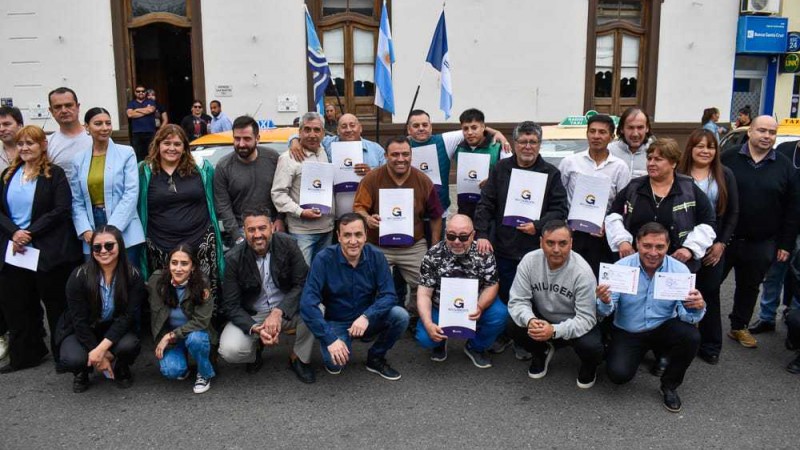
[780,118,800,127]
[558,112,620,128]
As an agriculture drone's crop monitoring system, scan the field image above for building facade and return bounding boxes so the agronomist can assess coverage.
[0,0,742,135]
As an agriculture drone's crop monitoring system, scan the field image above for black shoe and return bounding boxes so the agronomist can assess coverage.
[366,356,401,381]
[289,356,316,384]
[527,343,553,379]
[488,335,512,354]
[0,364,18,374]
[246,349,264,374]
[430,343,447,362]
[787,354,800,375]
[651,356,669,377]
[697,352,719,365]
[114,365,133,389]
[748,320,776,335]
[73,371,90,393]
[660,386,682,413]
[576,363,597,389]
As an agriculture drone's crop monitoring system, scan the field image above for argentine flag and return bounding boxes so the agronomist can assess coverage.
[305,7,331,113]
[374,0,395,114]
[426,11,452,119]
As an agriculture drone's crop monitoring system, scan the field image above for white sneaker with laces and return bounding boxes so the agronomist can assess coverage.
[0,334,8,361]
[193,374,211,394]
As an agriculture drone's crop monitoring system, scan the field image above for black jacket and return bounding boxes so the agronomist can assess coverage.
[221,232,308,333]
[55,264,147,349]
[474,154,568,261]
[712,166,739,246]
[0,164,82,272]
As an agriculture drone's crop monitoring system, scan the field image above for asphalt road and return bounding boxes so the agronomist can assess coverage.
[1,278,799,449]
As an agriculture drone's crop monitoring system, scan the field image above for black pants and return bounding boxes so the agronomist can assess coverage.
[131,132,154,161]
[697,255,725,356]
[787,309,800,349]
[0,263,75,368]
[606,318,700,390]
[722,239,776,330]
[510,322,604,369]
[59,332,140,374]
[571,231,612,277]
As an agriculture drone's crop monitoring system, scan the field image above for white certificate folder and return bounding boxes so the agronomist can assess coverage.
[379,189,414,247]
[299,161,335,215]
[568,174,611,234]
[502,169,548,226]
[438,277,478,339]
[331,141,363,193]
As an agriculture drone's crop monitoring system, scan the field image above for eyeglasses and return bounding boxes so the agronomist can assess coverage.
[192,105,202,109]
[167,175,177,193]
[445,231,474,242]
[92,242,116,253]
[515,140,540,148]
[135,90,145,93]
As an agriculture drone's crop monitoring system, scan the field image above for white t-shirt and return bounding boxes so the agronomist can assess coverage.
[47,130,92,179]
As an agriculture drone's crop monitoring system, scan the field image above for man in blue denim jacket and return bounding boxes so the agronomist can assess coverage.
[596,222,706,414]
[300,213,409,380]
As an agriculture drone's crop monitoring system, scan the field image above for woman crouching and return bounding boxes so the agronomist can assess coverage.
[149,244,216,394]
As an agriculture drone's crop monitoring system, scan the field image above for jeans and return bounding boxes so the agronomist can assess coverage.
[415,297,508,352]
[320,306,409,369]
[160,331,215,380]
[496,255,522,304]
[290,232,332,267]
[758,258,800,324]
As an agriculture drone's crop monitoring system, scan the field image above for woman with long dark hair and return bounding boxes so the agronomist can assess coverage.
[149,244,216,394]
[0,125,81,373]
[677,129,739,364]
[56,225,145,392]
[137,124,224,318]
[701,107,722,143]
[70,107,144,264]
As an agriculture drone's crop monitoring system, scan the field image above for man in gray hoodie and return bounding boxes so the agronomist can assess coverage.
[508,220,604,388]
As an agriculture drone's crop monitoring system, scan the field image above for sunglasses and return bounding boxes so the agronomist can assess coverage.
[445,231,474,242]
[135,90,145,93]
[92,242,116,253]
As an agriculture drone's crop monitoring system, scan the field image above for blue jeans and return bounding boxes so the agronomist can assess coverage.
[320,306,409,370]
[159,331,215,379]
[415,297,508,353]
[290,232,332,266]
[496,255,522,303]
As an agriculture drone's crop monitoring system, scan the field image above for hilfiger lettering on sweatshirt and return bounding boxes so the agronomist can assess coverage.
[530,282,575,301]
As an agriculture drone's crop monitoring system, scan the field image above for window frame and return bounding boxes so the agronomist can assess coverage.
[583,0,662,117]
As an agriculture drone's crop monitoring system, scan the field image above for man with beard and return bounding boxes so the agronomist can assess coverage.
[213,116,284,246]
[608,107,654,178]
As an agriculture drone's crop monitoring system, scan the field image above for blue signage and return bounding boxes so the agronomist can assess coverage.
[737,16,789,54]
[788,32,800,53]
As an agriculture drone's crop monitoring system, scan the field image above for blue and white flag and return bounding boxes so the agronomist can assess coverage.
[305,7,331,113]
[426,11,452,119]
[374,0,395,114]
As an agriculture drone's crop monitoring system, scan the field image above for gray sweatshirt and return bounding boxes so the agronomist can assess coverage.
[508,250,597,340]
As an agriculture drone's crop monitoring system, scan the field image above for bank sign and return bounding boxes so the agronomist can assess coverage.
[737,16,788,54]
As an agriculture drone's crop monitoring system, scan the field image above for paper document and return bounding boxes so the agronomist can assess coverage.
[299,161,334,215]
[456,153,490,203]
[412,145,442,186]
[4,244,39,271]
[502,169,548,226]
[331,141,363,193]
[654,272,696,301]
[438,277,478,339]
[379,189,414,247]
[568,174,611,234]
[598,263,639,295]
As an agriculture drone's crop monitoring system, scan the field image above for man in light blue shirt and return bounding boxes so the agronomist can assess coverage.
[596,222,705,413]
[288,113,386,169]
[209,100,233,133]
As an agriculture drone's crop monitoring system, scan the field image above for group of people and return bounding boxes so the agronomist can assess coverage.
[1,87,799,414]
[126,84,233,161]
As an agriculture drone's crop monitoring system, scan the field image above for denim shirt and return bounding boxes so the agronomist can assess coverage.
[99,275,116,323]
[288,134,386,169]
[596,254,705,333]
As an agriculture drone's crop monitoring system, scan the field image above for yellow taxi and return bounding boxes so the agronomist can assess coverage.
[189,127,299,166]
[720,118,800,153]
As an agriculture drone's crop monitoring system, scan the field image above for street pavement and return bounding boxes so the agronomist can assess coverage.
[1,277,799,449]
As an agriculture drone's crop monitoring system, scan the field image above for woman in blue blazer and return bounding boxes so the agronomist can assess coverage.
[70,107,144,265]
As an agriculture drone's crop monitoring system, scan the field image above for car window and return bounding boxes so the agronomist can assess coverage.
[541,139,586,166]
[720,130,747,154]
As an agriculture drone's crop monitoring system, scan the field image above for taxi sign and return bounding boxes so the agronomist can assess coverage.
[780,118,800,127]
[558,112,620,128]
[257,119,277,129]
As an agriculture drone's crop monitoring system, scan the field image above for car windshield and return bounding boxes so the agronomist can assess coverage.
[190,142,289,167]
[540,139,586,166]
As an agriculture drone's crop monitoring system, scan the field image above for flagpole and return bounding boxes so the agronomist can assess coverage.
[406,66,427,123]
[376,105,381,144]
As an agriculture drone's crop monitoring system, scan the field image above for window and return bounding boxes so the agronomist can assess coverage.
[307,0,385,120]
[585,0,661,116]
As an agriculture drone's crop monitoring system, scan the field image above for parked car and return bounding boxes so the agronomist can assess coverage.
[189,127,298,166]
[720,118,800,153]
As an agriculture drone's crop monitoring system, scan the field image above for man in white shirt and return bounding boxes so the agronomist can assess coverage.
[46,87,92,179]
[558,114,631,275]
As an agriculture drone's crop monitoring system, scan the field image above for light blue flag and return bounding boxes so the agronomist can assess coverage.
[305,7,331,112]
[425,11,452,119]
[374,0,395,114]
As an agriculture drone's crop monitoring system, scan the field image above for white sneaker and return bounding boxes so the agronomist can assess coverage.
[193,374,211,394]
[0,334,8,361]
